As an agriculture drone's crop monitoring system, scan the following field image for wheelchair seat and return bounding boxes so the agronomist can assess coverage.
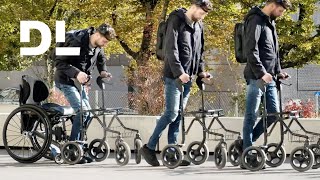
[20,75,73,115]
[42,103,74,116]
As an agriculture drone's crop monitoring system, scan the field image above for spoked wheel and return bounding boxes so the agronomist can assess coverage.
[88,139,110,162]
[265,143,286,167]
[241,146,266,171]
[309,144,320,169]
[186,141,209,165]
[289,146,314,172]
[61,141,83,165]
[134,139,143,164]
[31,129,54,161]
[227,141,242,166]
[161,145,183,169]
[115,141,131,166]
[214,144,227,169]
[2,106,52,163]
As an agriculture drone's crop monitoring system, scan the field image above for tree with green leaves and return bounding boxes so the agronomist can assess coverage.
[0,0,319,115]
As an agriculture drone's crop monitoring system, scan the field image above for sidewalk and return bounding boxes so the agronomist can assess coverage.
[0,149,319,180]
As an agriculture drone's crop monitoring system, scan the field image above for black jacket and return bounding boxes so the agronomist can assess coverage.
[164,8,205,79]
[54,27,108,86]
[243,7,281,82]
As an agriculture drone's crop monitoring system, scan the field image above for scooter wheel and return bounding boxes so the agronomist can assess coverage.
[186,141,209,165]
[289,146,314,172]
[214,144,227,169]
[241,146,266,171]
[115,141,131,166]
[134,139,143,164]
[227,141,241,166]
[61,141,83,165]
[161,144,183,169]
[309,144,320,169]
[265,143,286,167]
[88,139,110,162]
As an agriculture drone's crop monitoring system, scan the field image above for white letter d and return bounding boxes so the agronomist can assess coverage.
[20,21,51,56]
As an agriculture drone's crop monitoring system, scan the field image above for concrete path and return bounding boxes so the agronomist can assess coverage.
[0,149,319,180]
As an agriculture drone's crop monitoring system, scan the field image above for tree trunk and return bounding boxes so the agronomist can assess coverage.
[160,0,170,22]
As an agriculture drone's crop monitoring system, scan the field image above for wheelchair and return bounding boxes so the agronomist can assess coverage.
[2,75,142,166]
[2,75,75,163]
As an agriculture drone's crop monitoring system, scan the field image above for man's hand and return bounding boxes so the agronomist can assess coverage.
[179,73,190,83]
[261,73,273,83]
[278,72,290,80]
[198,72,212,79]
[76,72,89,84]
[100,71,112,80]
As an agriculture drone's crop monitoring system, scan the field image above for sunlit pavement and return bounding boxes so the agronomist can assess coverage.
[0,149,319,180]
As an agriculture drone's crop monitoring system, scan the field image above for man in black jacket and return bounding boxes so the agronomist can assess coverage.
[54,23,115,143]
[242,1,292,154]
[140,0,213,167]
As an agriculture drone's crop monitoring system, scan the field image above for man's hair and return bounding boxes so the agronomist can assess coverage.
[192,0,213,12]
[267,0,292,10]
[96,23,116,41]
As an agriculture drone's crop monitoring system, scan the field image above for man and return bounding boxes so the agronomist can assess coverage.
[140,0,213,166]
[242,0,292,158]
[54,23,115,163]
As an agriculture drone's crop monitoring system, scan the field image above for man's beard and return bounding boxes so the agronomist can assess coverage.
[270,14,277,20]
[94,41,102,48]
[191,16,200,22]
[270,10,278,20]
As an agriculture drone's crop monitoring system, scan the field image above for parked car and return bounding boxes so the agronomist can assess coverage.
[0,87,20,113]
[0,87,20,105]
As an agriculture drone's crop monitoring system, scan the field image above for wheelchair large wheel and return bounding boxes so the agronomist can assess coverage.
[186,141,209,165]
[134,139,143,164]
[88,139,110,162]
[31,136,54,161]
[61,141,83,165]
[23,105,55,161]
[241,146,266,171]
[214,144,227,169]
[115,141,131,166]
[161,144,183,169]
[265,143,286,167]
[289,146,314,172]
[309,144,320,169]
[227,141,241,166]
[2,106,52,163]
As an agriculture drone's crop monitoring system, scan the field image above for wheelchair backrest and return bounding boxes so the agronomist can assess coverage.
[20,75,49,105]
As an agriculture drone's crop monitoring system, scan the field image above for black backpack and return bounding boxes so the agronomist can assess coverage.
[155,20,168,61]
[234,22,247,64]
[156,10,186,61]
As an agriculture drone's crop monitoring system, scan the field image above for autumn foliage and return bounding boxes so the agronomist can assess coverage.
[127,58,164,115]
[283,99,316,118]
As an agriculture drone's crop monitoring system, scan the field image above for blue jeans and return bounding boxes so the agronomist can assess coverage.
[147,77,192,150]
[56,83,91,141]
[242,79,279,149]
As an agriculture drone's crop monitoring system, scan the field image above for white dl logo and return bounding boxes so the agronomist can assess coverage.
[20,21,80,56]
